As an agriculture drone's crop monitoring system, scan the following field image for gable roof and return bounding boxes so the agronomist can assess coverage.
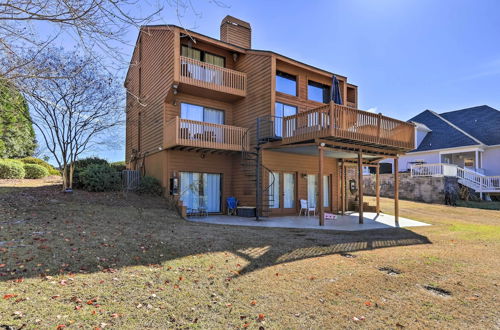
[440,105,500,146]
[409,110,479,152]
[408,105,500,153]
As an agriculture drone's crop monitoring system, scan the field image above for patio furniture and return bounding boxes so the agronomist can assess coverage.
[226,197,238,215]
[299,199,316,216]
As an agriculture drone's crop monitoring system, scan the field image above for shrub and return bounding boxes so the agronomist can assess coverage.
[110,161,126,172]
[72,157,109,188]
[20,157,60,176]
[79,164,121,192]
[0,159,25,179]
[23,163,49,179]
[136,176,163,196]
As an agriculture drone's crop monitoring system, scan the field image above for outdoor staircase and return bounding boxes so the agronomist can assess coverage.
[411,163,500,198]
[240,120,278,219]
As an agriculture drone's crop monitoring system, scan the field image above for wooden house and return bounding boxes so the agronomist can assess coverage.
[125,16,415,224]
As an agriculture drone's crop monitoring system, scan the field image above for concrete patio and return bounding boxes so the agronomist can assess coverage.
[187,212,430,232]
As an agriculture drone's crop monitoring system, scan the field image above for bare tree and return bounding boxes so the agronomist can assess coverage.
[0,0,226,83]
[21,47,124,190]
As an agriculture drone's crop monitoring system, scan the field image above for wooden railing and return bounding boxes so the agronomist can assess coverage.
[282,102,415,150]
[179,56,246,96]
[164,117,249,151]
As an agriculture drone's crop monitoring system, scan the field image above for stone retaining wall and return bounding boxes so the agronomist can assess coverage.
[362,173,459,204]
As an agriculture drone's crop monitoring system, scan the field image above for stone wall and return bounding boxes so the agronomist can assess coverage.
[362,173,459,204]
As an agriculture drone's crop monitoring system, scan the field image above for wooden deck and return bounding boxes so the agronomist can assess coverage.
[179,56,247,98]
[282,102,415,150]
[164,117,249,151]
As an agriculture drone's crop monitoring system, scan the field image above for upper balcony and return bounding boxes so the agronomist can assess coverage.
[164,116,250,152]
[178,56,247,101]
[280,103,415,151]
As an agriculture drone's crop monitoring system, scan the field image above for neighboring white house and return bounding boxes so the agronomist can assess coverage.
[384,105,500,176]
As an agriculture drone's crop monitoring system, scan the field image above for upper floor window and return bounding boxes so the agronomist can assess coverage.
[276,71,297,96]
[308,81,330,103]
[181,45,225,68]
[180,103,224,124]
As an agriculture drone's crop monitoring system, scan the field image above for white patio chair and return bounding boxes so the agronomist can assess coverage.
[299,199,316,216]
[307,201,317,216]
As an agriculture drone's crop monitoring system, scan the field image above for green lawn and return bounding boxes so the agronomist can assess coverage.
[0,178,499,329]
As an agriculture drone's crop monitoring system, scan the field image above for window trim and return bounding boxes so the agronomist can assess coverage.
[181,45,226,67]
[276,70,298,96]
[307,80,330,104]
[180,102,226,124]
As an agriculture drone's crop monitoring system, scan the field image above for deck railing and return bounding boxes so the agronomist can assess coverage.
[411,163,500,193]
[282,102,415,150]
[164,117,249,151]
[179,56,246,96]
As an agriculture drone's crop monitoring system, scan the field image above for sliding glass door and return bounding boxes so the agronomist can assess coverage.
[307,174,331,210]
[268,171,296,214]
[180,172,221,213]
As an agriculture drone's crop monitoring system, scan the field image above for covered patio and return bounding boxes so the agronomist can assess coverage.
[187,212,430,232]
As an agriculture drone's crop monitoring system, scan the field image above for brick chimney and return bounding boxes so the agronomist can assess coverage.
[220,15,251,49]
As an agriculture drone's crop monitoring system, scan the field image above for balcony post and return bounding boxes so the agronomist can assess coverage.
[358,150,364,224]
[329,102,335,136]
[377,113,382,143]
[394,157,400,227]
[340,159,345,215]
[376,164,380,215]
[318,145,325,226]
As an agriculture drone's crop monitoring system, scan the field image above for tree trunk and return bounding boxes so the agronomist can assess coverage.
[69,164,74,189]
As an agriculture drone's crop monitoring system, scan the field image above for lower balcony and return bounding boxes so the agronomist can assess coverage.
[280,103,415,151]
[164,117,249,152]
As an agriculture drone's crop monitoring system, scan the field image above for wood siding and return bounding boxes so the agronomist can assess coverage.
[263,150,340,215]
[125,27,175,164]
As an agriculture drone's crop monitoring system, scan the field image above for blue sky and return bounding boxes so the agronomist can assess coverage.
[37,0,500,162]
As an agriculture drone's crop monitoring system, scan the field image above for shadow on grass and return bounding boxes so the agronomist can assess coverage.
[0,184,432,281]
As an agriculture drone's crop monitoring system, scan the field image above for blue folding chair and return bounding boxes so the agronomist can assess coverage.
[226,197,238,215]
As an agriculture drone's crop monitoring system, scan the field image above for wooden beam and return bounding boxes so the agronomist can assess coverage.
[394,157,399,226]
[340,159,345,215]
[318,146,325,226]
[315,139,400,156]
[376,164,380,215]
[358,150,364,224]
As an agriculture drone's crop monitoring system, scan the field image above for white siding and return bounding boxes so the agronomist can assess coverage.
[482,146,500,175]
[382,151,441,173]
[415,129,428,148]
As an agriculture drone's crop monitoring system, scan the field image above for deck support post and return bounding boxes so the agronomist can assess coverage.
[318,145,324,226]
[340,159,345,215]
[394,157,400,227]
[358,150,364,224]
[376,164,380,215]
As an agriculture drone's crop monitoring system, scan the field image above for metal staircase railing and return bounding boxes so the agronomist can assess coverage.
[240,122,277,220]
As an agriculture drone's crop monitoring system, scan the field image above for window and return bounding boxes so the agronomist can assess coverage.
[274,102,297,137]
[276,71,297,96]
[180,103,224,124]
[181,45,225,67]
[308,81,330,103]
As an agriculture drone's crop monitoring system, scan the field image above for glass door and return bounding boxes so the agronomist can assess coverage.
[268,171,296,215]
[180,172,221,213]
[307,174,317,210]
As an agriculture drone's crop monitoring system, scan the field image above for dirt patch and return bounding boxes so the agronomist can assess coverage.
[379,267,402,275]
[423,285,452,297]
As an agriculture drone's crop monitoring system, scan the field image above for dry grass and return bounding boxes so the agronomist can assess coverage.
[0,179,499,329]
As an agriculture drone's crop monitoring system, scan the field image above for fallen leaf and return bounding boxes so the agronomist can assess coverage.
[364,301,372,306]
[3,294,18,299]
[250,300,257,306]
[258,313,265,321]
